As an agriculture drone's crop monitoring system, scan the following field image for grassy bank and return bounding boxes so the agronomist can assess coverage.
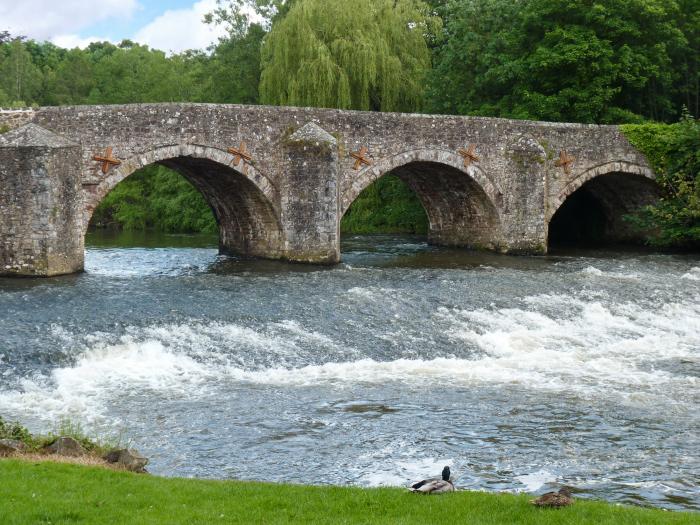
[0,460,695,525]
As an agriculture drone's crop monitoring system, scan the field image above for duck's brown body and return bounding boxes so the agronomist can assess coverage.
[410,479,455,494]
[409,466,455,495]
[530,488,574,508]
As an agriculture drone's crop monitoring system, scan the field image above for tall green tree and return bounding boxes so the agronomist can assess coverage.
[206,0,294,31]
[259,0,439,111]
[201,24,266,103]
[429,0,690,123]
[674,0,700,117]
[0,39,42,106]
[50,49,95,105]
[87,41,182,104]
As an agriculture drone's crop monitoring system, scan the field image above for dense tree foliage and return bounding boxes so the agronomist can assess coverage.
[203,24,266,104]
[0,38,41,106]
[340,176,428,234]
[622,116,700,247]
[0,34,261,107]
[90,166,217,233]
[206,0,294,30]
[3,1,696,118]
[428,0,698,123]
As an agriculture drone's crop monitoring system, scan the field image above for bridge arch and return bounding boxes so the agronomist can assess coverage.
[341,149,504,250]
[84,143,284,259]
[547,161,660,247]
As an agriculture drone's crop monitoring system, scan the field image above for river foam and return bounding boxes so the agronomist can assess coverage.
[682,267,700,281]
[2,290,697,426]
[439,294,699,402]
[580,265,640,280]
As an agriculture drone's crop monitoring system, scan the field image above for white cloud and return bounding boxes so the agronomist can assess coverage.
[133,0,227,54]
[0,0,139,41]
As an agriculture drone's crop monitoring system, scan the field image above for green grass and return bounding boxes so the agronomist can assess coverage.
[0,460,696,524]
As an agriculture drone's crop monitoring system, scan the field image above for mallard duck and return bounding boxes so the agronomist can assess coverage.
[530,487,574,508]
[409,466,455,494]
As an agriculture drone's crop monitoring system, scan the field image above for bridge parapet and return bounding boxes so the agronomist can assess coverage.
[0,108,36,132]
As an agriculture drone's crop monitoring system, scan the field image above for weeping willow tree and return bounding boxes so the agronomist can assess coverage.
[259,0,439,111]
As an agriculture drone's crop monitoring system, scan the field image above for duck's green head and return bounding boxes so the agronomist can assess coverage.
[442,466,451,481]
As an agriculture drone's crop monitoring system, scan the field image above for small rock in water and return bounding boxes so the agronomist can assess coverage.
[45,436,85,457]
[103,448,149,472]
[0,439,25,456]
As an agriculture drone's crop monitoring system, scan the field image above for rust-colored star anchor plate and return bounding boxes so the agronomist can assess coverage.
[228,141,253,174]
[350,146,372,170]
[92,147,121,174]
[555,150,575,174]
[458,144,480,167]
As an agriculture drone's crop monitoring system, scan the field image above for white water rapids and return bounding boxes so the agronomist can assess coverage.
[0,234,698,510]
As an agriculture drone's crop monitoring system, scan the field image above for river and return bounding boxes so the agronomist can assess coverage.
[0,232,698,510]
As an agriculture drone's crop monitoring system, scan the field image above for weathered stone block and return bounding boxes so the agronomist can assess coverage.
[0,439,25,456]
[281,122,340,263]
[45,436,85,457]
[0,124,84,276]
[104,448,149,472]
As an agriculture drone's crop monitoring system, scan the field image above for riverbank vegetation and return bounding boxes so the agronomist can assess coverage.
[4,417,693,522]
[89,166,429,234]
[1,1,699,243]
[90,166,217,233]
[0,460,695,525]
[340,176,429,234]
[0,415,114,457]
[0,416,151,476]
[621,116,700,248]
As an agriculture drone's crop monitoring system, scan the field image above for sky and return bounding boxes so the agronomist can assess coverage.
[0,0,231,53]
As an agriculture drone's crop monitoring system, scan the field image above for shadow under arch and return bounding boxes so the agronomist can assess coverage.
[84,144,284,259]
[548,161,660,247]
[342,149,504,250]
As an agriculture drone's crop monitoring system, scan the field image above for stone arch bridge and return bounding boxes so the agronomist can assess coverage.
[0,103,657,276]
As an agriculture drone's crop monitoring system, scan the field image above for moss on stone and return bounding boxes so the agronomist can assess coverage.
[282,139,335,157]
[282,249,339,265]
[538,139,556,161]
[283,122,337,157]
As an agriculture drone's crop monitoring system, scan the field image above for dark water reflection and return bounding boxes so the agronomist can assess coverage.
[0,231,698,511]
